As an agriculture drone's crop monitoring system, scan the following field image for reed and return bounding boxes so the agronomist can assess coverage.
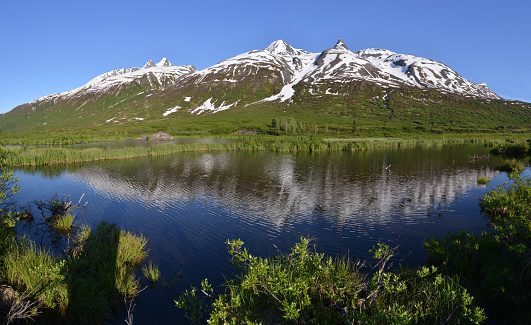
[50,213,75,235]
[477,176,490,185]
[2,135,527,167]
[142,262,160,283]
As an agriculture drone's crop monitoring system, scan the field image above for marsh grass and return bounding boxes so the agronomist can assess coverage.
[50,213,75,235]
[2,238,68,310]
[52,221,146,324]
[2,135,518,167]
[477,177,490,185]
[1,216,150,324]
[142,262,160,283]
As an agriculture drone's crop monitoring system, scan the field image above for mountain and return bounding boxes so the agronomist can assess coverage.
[1,39,529,134]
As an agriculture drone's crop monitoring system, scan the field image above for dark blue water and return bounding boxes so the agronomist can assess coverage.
[12,143,523,324]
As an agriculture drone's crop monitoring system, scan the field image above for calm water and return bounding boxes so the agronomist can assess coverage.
[13,143,524,324]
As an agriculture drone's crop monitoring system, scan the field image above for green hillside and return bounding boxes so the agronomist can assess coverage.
[1,78,530,144]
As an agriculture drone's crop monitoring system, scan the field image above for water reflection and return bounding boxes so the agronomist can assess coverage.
[15,143,508,324]
[56,145,500,232]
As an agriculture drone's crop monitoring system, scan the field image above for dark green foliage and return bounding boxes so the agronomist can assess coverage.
[425,175,531,324]
[494,159,525,174]
[490,143,530,158]
[177,238,485,324]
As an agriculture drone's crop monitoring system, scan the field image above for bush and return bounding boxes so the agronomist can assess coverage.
[177,238,485,324]
[425,176,531,323]
[495,159,525,174]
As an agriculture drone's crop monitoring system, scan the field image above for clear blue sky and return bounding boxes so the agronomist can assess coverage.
[1,0,530,114]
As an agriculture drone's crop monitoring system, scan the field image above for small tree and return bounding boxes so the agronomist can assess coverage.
[352,119,358,133]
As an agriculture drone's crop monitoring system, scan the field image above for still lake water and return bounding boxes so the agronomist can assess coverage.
[12,142,525,324]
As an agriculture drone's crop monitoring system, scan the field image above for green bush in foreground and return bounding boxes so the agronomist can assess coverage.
[425,175,531,324]
[176,238,485,324]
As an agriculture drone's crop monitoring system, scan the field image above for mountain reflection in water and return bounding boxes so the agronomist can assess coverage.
[15,143,509,324]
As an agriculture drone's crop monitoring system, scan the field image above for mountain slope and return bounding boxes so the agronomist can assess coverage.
[1,39,529,135]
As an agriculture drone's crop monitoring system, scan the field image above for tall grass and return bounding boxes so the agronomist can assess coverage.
[2,135,522,167]
[66,222,147,324]
[2,238,68,310]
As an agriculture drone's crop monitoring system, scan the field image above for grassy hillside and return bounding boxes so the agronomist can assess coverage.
[1,78,530,144]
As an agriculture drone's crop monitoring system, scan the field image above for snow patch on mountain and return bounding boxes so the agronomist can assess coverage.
[163,106,181,116]
[190,98,238,114]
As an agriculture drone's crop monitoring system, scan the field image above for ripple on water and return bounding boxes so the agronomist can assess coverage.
[12,145,518,324]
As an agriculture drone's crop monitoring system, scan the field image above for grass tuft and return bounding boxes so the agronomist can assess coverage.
[50,213,75,235]
[142,262,160,283]
[477,176,490,185]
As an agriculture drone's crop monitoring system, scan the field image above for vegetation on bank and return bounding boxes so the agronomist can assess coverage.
[177,172,531,324]
[1,129,530,322]
[0,153,158,324]
[1,135,529,167]
[425,174,531,324]
[489,141,530,173]
[177,238,485,324]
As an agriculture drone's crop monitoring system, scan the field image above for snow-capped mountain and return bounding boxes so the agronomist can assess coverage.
[3,38,520,132]
[19,39,501,111]
[180,38,500,112]
[259,39,500,101]
[24,58,196,106]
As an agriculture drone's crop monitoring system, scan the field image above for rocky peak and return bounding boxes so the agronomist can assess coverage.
[265,40,297,56]
[333,38,349,51]
[142,60,157,69]
[157,57,174,67]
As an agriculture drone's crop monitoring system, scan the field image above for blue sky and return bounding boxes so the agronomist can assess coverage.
[1,0,530,114]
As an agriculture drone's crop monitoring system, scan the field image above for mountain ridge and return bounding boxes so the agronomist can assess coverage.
[1,39,529,134]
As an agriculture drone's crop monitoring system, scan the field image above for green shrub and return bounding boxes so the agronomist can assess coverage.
[495,159,525,174]
[177,238,485,324]
[425,176,531,323]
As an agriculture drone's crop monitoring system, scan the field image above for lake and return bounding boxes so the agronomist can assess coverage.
[12,142,523,324]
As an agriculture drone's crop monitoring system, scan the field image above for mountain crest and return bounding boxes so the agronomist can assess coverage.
[265,40,297,56]
[143,60,156,69]
[157,57,173,67]
[333,38,349,51]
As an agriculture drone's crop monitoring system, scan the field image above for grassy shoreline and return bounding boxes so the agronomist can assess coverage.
[1,134,528,167]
